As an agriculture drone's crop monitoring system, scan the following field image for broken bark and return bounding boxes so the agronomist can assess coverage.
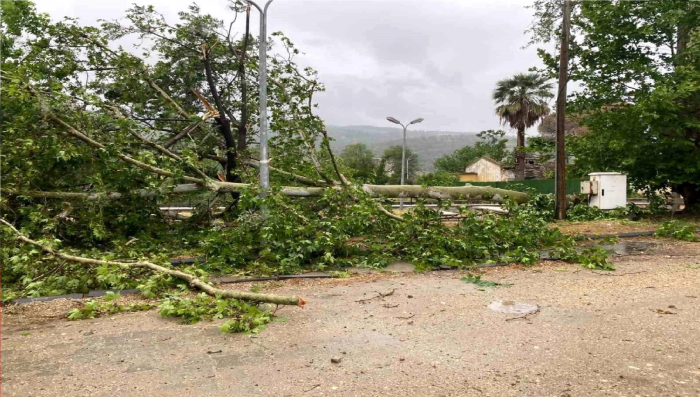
[0,219,305,307]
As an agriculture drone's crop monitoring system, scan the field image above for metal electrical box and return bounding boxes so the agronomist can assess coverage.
[580,180,599,195]
[581,172,627,210]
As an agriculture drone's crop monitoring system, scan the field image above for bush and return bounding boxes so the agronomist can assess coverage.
[654,221,698,242]
[67,292,155,320]
[416,172,461,187]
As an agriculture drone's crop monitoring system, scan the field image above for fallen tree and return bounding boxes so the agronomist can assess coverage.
[0,2,547,309]
[7,184,529,203]
[0,219,305,306]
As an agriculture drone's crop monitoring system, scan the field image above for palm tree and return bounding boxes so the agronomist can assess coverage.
[493,73,554,148]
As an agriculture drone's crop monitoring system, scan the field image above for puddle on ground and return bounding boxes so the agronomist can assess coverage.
[488,301,539,315]
[583,241,656,255]
[540,241,656,259]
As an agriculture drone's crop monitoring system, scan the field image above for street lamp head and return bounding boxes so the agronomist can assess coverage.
[386,117,401,125]
[409,118,424,125]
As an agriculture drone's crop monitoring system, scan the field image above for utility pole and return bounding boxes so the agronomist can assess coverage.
[554,0,570,220]
[248,0,274,197]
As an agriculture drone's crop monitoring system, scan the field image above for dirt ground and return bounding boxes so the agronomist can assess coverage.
[2,238,700,397]
[555,219,659,236]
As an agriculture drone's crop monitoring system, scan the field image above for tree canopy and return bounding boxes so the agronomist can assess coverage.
[381,146,420,184]
[339,143,376,183]
[492,73,553,148]
[537,113,585,140]
[0,0,333,242]
[531,0,700,210]
[434,130,510,173]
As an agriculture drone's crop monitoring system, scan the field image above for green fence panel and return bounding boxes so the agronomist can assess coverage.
[467,179,584,195]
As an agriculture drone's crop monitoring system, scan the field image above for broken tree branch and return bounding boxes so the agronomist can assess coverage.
[44,111,205,184]
[109,105,211,181]
[319,129,349,186]
[243,159,329,187]
[296,129,334,184]
[0,219,305,306]
[163,117,212,149]
[355,289,396,303]
[316,129,402,220]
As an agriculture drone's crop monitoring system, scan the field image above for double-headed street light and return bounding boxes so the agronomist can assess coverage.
[386,116,424,210]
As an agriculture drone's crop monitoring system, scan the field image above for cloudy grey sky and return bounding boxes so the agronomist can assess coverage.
[35,0,551,134]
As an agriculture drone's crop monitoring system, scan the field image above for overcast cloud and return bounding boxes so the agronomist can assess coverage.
[34,0,551,134]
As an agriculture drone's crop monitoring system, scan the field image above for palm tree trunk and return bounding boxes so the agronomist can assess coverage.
[517,127,525,148]
[515,127,526,180]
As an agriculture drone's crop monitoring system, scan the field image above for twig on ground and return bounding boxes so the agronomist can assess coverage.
[304,384,321,393]
[591,271,647,276]
[355,289,397,303]
[396,314,415,320]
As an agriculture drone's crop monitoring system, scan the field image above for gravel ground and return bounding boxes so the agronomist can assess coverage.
[555,220,659,236]
[2,239,700,397]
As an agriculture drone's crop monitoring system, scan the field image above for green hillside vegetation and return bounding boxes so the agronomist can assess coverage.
[326,125,515,172]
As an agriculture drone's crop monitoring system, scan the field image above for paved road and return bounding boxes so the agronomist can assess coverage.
[2,240,699,396]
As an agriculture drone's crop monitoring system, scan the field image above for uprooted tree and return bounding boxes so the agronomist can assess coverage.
[1,1,595,320]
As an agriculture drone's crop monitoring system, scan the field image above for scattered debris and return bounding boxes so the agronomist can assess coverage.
[461,275,512,288]
[488,301,539,315]
[331,357,342,364]
[355,289,397,303]
[396,314,415,320]
[651,309,675,315]
[206,350,223,354]
[505,306,541,322]
[303,384,321,393]
[590,271,647,276]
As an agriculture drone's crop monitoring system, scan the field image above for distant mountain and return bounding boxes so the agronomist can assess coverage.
[326,125,511,172]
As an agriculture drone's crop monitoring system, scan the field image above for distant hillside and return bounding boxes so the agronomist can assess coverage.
[326,125,512,172]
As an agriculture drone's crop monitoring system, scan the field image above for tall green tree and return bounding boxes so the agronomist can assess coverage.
[0,0,328,242]
[537,113,584,140]
[492,73,554,148]
[339,143,376,182]
[530,0,700,211]
[381,146,420,184]
[434,130,510,173]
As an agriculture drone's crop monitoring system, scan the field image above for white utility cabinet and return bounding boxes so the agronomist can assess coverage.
[580,172,627,210]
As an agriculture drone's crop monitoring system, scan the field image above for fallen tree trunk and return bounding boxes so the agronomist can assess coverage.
[7,184,529,203]
[0,219,305,307]
[360,185,529,203]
